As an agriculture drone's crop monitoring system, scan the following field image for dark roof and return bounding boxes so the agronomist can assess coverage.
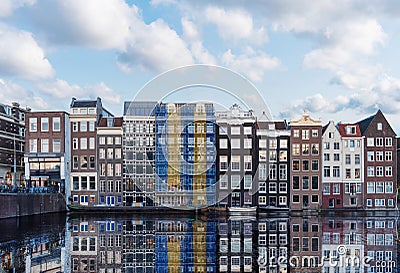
[124,101,158,116]
[98,117,123,127]
[257,120,288,130]
[356,112,377,134]
[0,104,6,115]
[70,97,100,108]
[274,121,287,130]
[322,123,329,134]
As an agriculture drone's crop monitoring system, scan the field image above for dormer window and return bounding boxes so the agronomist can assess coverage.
[345,126,356,135]
[107,118,114,127]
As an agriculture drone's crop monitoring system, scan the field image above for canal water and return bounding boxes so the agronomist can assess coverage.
[0,212,398,272]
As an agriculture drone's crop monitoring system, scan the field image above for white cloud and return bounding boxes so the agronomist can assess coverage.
[182,18,216,64]
[31,0,132,49]
[0,23,54,80]
[0,0,35,18]
[221,49,280,82]
[204,6,268,45]
[117,17,194,72]
[37,79,121,105]
[0,79,48,109]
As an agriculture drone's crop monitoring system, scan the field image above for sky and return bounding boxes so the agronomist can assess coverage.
[1,0,400,131]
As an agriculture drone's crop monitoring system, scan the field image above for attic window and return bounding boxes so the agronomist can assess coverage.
[107,118,114,127]
[345,126,356,135]
[377,123,382,130]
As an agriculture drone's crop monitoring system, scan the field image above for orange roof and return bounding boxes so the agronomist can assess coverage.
[337,123,362,137]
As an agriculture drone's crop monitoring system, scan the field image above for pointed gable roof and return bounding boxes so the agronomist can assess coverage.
[356,112,375,135]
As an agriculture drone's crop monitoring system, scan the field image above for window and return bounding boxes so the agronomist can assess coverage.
[259,139,267,148]
[292,144,300,155]
[354,168,360,179]
[324,166,330,177]
[244,155,252,170]
[334,153,340,161]
[333,166,340,177]
[89,156,95,169]
[302,176,309,190]
[80,121,87,132]
[376,151,383,161]
[219,139,228,149]
[386,182,393,193]
[302,144,309,155]
[312,176,318,190]
[293,130,299,137]
[270,150,277,161]
[367,199,372,206]
[279,165,287,179]
[107,148,114,159]
[280,139,288,148]
[219,175,228,189]
[72,122,78,132]
[53,139,61,153]
[89,176,95,190]
[259,163,267,180]
[231,175,240,189]
[367,151,374,161]
[376,137,383,146]
[107,137,113,145]
[345,168,351,179]
[385,151,392,161]
[376,182,384,193]
[80,138,87,149]
[385,166,392,177]
[302,160,309,171]
[40,117,49,131]
[115,149,121,159]
[323,183,330,195]
[385,137,392,147]
[312,144,319,155]
[324,142,330,149]
[231,156,240,171]
[333,183,340,194]
[367,166,374,177]
[269,139,277,149]
[81,177,87,190]
[99,137,105,145]
[367,182,375,193]
[333,142,339,149]
[311,160,318,171]
[279,151,287,161]
[375,199,385,207]
[89,138,95,149]
[269,182,277,192]
[81,156,88,169]
[220,156,228,171]
[345,154,351,164]
[41,139,49,153]
[244,138,252,149]
[367,138,374,147]
[107,164,114,176]
[293,160,300,171]
[73,156,78,169]
[29,139,37,153]
[231,126,240,135]
[355,154,360,164]
[279,182,287,192]
[376,166,383,177]
[324,153,330,161]
[29,118,37,132]
[293,195,299,203]
[312,129,318,137]
[244,175,252,189]
[231,138,240,149]
[293,176,300,190]
[53,117,60,131]
[302,130,309,140]
[89,121,95,132]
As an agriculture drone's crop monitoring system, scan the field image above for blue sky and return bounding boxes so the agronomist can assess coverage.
[1,0,400,131]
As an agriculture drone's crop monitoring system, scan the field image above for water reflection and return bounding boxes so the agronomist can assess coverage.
[0,213,398,272]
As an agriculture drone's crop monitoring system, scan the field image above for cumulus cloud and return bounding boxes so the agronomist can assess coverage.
[204,6,268,45]
[0,23,54,80]
[0,79,48,109]
[221,49,280,82]
[117,17,194,72]
[30,0,132,49]
[37,79,121,105]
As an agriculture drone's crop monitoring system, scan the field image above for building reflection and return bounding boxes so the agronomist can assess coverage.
[0,213,398,272]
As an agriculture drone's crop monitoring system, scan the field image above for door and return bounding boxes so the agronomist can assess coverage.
[231,192,241,207]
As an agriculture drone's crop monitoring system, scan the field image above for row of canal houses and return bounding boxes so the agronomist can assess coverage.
[22,97,398,211]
